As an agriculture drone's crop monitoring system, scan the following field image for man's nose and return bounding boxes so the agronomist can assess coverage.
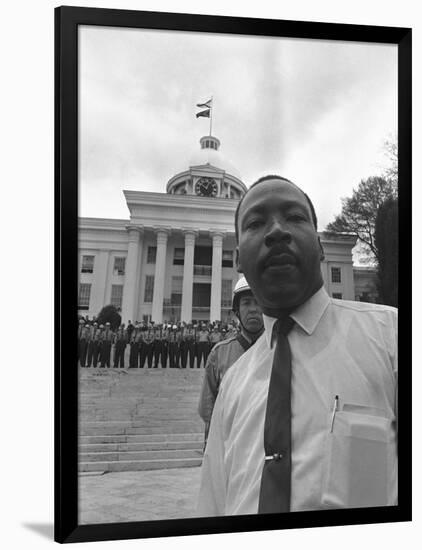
[264,219,292,246]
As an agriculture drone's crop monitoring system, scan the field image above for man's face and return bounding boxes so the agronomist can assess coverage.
[238,293,263,334]
[236,179,323,313]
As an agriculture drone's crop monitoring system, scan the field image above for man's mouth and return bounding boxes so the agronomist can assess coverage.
[264,253,297,269]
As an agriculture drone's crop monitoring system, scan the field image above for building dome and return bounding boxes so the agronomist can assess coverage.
[188,136,242,180]
[166,135,246,199]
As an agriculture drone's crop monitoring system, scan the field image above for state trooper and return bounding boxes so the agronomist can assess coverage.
[113,324,128,368]
[152,323,163,368]
[198,276,264,446]
[182,323,196,368]
[129,322,142,368]
[100,322,114,368]
[86,322,100,367]
[140,323,155,368]
[78,320,89,368]
[159,324,170,368]
[196,323,210,368]
[175,323,184,368]
[167,325,179,368]
[94,324,104,368]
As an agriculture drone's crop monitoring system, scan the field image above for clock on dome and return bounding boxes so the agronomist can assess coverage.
[195,177,218,197]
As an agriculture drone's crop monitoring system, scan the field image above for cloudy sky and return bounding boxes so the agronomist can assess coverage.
[79,25,397,232]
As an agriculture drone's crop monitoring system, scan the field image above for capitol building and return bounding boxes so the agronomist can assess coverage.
[78,134,373,324]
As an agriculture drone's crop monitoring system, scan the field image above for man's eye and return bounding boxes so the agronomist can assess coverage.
[246,219,263,230]
[287,213,306,222]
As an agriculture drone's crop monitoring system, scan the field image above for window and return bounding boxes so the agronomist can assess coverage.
[193,283,211,307]
[147,246,157,264]
[173,248,185,265]
[221,279,232,307]
[110,284,123,309]
[113,257,126,275]
[222,250,233,268]
[331,267,342,283]
[78,283,91,310]
[171,276,183,305]
[332,293,342,300]
[144,275,154,303]
[194,246,212,266]
[81,255,94,273]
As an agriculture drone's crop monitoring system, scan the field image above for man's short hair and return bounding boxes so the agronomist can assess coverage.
[234,175,318,243]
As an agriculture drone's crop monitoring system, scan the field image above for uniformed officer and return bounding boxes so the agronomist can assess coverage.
[182,323,196,368]
[86,322,100,367]
[160,324,170,368]
[152,324,163,368]
[126,320,134,342]
[100,322,114,368]
[78,320,89,368]
[113,324,128,368]
[140,324,155,368]
[94,324,104,368]
[175,323,184,368]
[167,325,179,368]
[129,322,142,368]
[198,276,264,446]
[196,323,210,368]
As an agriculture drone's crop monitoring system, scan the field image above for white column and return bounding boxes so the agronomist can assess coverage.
[121,225,143,324]
[181,230,198,323]
[90,250,109,314]
[210,231,224,322]
[151,228,170,323]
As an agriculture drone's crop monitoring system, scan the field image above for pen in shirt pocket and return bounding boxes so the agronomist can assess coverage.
[330,395,339,433]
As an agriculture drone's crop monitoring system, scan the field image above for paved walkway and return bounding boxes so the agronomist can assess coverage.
[78,467,202,524]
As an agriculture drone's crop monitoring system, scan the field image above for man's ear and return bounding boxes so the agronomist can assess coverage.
[235,247,243,273]
[318,237,325,262]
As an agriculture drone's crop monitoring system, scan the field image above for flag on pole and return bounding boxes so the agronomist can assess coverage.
[196,99,212,109]
[196,109,210,118]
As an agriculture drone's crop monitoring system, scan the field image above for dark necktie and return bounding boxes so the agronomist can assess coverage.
[258,317,294,514]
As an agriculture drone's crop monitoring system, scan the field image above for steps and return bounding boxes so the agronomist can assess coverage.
[79,369,206,473]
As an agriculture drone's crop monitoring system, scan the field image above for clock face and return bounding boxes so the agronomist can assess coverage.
[195,177,218,197]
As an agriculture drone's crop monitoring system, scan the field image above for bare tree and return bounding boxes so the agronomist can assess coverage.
[382,133,398,186]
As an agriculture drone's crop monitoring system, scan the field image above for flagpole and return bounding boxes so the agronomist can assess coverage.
[209,96,213,136]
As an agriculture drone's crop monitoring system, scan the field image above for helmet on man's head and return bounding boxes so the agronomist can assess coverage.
[232,276,253,313]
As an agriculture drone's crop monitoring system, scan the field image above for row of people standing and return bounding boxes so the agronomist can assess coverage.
[77,320,117,368]
[77,319,238,369]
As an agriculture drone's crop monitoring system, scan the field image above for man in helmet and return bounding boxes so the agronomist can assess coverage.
[198,276,264,446]
[77,319,89,368]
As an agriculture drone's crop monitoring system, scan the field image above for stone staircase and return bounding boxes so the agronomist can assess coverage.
[79,369,205,474]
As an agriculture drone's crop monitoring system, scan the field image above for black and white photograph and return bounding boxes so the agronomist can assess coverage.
[75,15,403,527]
[2,0,419,548]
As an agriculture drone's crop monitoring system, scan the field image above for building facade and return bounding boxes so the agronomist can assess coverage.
[78,135,358,323]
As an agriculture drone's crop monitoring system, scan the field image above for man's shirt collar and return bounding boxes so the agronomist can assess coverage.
[263,286,330,348]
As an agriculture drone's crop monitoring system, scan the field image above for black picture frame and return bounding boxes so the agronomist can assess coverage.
[55,5,412,544]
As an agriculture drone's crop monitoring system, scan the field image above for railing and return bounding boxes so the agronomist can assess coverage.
[193,265,212,276]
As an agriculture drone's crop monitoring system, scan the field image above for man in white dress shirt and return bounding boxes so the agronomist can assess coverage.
[197,175,397,516]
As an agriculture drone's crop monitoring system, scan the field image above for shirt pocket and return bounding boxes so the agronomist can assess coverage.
[321,406,396,509]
